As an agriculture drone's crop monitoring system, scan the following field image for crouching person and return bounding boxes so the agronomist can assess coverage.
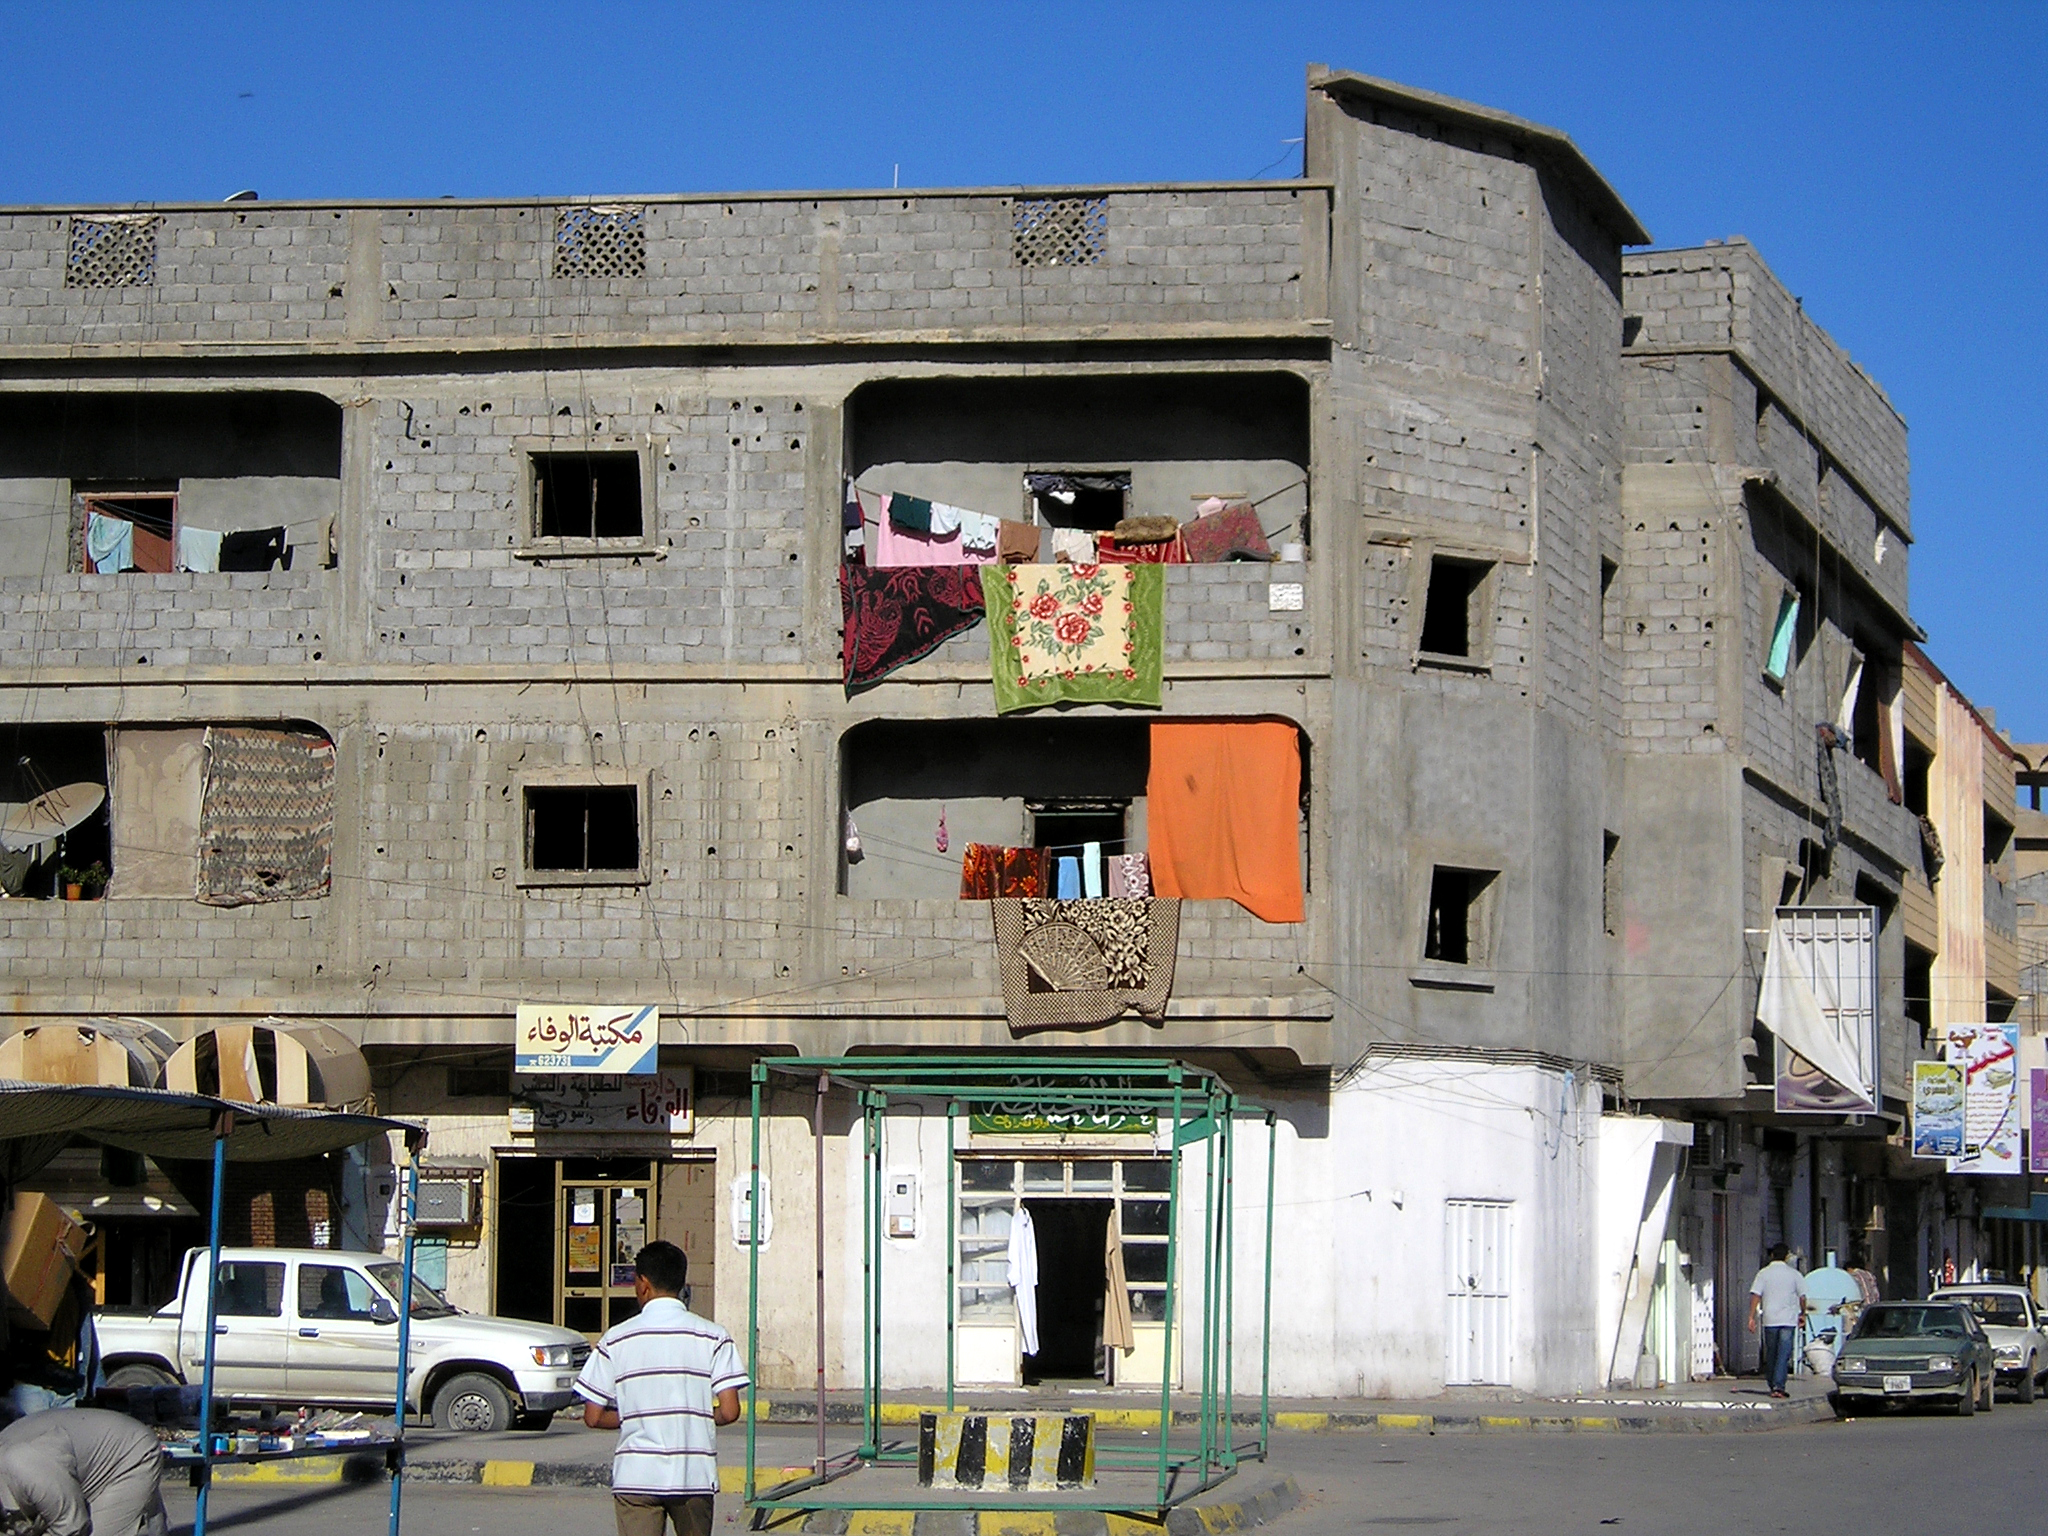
[0,1408,165,1536]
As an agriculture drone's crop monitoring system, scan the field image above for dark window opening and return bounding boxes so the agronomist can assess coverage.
[1026,472,1129,532]
[1602,832,1621,938]
[1904,941,1933,1038]
[447,1065,512,1099]
[1420,557,1490,660]
[1425,867,1496,966]
[1903,739,1932,818]
[531,453,643,540]
[1599,557,1619,646]
[1853,874,1895,934]
[1985,809,2014,865]
[1031,800,1130,860]
[1987,988,2017,1024]
[526,786,640,872]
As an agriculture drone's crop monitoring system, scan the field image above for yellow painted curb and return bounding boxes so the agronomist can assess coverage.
[1089,1408,1164,1431]
[975,1514,1058,1536]
[209,1462,349,1486]
[1480,1416,1530,1429]
[1271,1412,1330,1433]
[845,1512,916,1536]
[1376,1414,1433,1431]
[1105,1515,1167,1536]
[1193,1504,1257,1534]
[479,1461,534,1487]
[879,1404,946,1426]
[725,1467,812,1494]
[1576,1417,1618,1431]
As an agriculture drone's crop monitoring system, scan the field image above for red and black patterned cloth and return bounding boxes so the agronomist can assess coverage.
[838,565,986,693]
[959,843,1048,899]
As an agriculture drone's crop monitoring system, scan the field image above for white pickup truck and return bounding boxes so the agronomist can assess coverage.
[94,1247,591,1433]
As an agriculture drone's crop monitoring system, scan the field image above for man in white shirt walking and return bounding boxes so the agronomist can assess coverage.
[1746,1242,1808,1398]
[575,1241,748,1536]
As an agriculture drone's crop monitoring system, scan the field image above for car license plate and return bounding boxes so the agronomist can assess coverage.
[1883,1373,1912,1394]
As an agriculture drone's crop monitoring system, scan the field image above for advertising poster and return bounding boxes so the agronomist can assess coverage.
[1946,1024,2021,1175]
[2032,1069,2048,1176]
[1911,1061,1965,1158]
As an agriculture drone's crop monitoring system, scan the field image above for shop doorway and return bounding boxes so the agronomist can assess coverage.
[957,1155,1171,1387]
[492,1155,717,1339]
[1022,1199,1110,1381]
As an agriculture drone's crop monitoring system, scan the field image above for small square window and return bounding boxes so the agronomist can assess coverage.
[530,452,644,541]
[1763,586,1803,684]
[1012,197,1107,268]
[553,206,646,280]
[1425,866,1497,966]
[1419,556,1492,663]
[524,785,642,880]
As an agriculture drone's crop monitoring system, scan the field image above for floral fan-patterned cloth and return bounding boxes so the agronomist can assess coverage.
[980,562,1163,714]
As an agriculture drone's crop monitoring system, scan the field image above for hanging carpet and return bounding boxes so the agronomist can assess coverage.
[992,897,1180,1032]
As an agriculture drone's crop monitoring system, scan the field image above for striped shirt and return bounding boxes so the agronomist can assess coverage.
[573,1297,749,1496]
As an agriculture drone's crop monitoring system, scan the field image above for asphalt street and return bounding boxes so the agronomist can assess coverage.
[164,1402,2048,1536]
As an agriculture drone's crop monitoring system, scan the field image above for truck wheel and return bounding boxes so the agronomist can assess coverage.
[431,1373,513,1434]
[2020,1360,2037,1404]
[102,1363,178,1391]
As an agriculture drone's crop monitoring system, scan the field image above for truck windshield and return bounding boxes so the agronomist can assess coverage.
[366,1263,458,1319]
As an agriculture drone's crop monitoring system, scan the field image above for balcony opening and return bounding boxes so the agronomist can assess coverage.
[1602,831,1620,938]
[1902,738,1931,818]
[845,372,1310,562]
[526,785,641,875]
[0,726,111,901]
[530,453,644,540]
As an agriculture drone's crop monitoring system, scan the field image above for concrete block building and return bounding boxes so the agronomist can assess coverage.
[0,67,1967,1398]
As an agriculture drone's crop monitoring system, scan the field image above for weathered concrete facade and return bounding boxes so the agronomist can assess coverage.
[0,69,1948,1398]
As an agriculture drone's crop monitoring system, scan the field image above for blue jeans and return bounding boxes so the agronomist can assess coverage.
[1760,1326,1796,1392]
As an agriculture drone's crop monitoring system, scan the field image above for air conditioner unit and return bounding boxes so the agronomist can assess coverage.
[415,1176,480,1228]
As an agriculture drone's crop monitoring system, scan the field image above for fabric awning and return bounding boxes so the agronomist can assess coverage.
[0,1079,414,1175]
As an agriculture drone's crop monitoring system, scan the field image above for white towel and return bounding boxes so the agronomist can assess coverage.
[175,526,224,573]
[1082,841,1103,898]
[927,501,963,536]
[958,509,999,551]
[85,513,133,574]
[1050,527,1097,564]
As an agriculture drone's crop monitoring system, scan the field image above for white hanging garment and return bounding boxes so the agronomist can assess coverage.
[1007,1205,1040,1357]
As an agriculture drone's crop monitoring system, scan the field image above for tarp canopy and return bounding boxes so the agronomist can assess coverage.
[0,1078,413,1177]
[1757,924,1870,1106]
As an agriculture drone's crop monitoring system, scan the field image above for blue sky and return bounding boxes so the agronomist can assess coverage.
[2,2,2040,736]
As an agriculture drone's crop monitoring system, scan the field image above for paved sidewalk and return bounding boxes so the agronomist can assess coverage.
[208,1372,1837,1496]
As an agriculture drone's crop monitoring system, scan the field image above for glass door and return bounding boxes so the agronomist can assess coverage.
[556,1167,655,1337]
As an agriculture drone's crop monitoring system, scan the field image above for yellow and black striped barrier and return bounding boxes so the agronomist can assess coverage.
[916,1410,1094,1490]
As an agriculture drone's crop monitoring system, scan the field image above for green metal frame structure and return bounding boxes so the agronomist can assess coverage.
[741,1055,1278,1518]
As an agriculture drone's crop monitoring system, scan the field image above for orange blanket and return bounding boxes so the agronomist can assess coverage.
[1145,723,1304,923]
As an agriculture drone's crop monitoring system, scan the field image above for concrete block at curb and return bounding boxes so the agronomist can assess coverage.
[739,1475,1301,1536]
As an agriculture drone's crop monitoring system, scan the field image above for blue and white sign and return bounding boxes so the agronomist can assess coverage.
[515,1004,659,1076]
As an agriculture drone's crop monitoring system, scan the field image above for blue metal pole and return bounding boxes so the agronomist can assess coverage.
[192,1117,229,1536]
[388,1153,420,1536]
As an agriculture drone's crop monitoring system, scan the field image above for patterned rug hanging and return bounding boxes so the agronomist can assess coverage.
[991,897,1180,1032]
[196,727,336,906]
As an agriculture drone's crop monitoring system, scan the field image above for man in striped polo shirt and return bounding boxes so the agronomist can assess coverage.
[576,1241,747,1536]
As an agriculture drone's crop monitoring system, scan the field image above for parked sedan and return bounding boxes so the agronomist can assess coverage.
[1832,1302,1996,1416]
[1932,1285,2048,1403]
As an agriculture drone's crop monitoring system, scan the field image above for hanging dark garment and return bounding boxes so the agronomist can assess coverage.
[838,565,986,693]
[218,527,289,572]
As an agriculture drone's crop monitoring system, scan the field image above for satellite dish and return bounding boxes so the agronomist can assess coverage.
[0,782,107,851]
[225,189,260,202]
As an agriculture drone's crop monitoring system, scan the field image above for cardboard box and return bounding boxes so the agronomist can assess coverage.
[2,1192,86,1329]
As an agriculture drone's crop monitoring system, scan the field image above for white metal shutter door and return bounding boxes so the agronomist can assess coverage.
[1444,1200,1513,1386]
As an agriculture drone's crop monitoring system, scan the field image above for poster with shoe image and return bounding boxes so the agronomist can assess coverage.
[1945,1023,2020,1175]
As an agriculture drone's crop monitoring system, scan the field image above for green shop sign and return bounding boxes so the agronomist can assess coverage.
[970,1109,1156,1136]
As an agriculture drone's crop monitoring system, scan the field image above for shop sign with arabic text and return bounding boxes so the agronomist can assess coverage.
[510,1070,692,1136]
[515,1004,658,1075]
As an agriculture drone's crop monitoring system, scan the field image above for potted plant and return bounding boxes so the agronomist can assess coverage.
[57,862,108,901]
